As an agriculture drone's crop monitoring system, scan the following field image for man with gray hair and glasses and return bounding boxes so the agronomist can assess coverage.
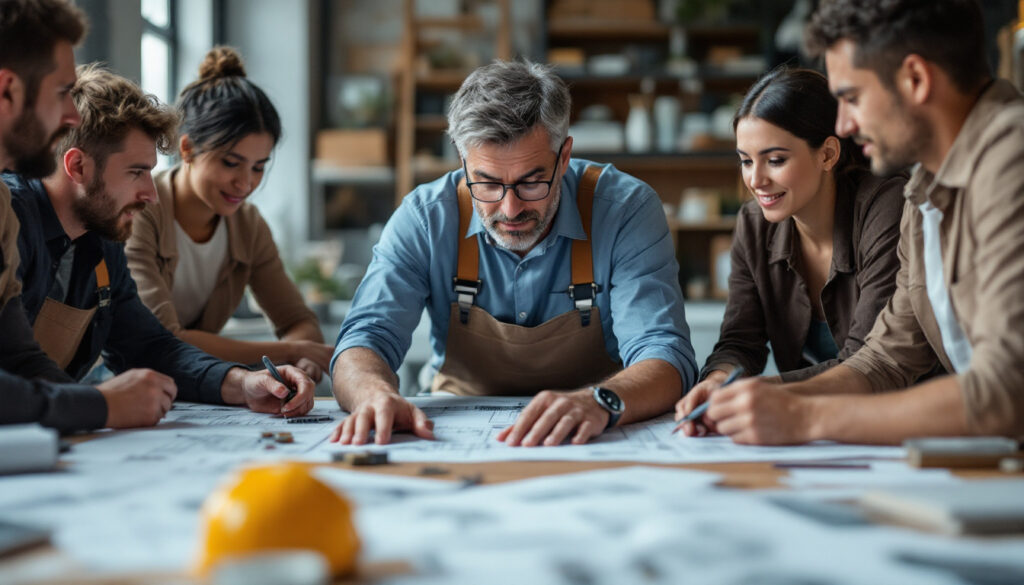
[329,60,696,447]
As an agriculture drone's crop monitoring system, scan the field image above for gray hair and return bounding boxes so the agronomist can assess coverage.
[446,60,571,158]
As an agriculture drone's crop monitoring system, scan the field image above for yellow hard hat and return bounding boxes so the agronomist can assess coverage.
[193,462,360,577]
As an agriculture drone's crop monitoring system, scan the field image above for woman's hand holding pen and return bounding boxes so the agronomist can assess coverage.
[673,366,744,435]
[674,369,729,436]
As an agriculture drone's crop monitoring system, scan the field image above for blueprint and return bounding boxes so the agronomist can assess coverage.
[64,401,342,465]
[62,396,904,467]
[316,396,906,464]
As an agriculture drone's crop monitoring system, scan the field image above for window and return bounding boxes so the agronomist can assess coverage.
[141,0,175,106]
[141,0,176,169]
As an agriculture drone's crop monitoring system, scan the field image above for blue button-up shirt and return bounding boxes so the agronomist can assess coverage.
[5,173,235,403]
[332,159,696,389]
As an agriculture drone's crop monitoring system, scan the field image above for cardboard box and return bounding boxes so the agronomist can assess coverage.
[315,129,388,166]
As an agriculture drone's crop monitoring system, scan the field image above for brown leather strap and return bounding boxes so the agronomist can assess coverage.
[568,166,602,325]
[571,165,602,287]
[455,179,479,283]
[453,180,481,323]
[95,258,111,308]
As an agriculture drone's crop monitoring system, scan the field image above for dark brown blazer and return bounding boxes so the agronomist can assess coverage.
[701,169,907,382]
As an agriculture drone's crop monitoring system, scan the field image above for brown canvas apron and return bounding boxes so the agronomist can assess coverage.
[432,165,621,396]
[32,259,111,370]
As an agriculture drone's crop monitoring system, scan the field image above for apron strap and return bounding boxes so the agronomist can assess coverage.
[453,179,481,324]
[568,165,602,326]
[95,258,111,308]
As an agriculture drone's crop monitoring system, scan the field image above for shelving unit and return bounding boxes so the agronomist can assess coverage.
[313,0,771,298]
[540,0,765,296]
[394,0,511,203]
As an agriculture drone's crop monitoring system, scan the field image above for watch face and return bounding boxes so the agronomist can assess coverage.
[597,388,622,412]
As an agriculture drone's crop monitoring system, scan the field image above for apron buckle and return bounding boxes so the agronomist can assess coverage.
[568,283,599,326]
[97,285,111,308]
[453,278,482,324]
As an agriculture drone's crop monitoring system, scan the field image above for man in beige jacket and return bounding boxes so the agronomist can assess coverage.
[676,0,1024,444]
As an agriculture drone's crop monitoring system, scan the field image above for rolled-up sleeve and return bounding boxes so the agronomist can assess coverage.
[331,197,432,375]
[841,202,940,391]
[781,176,905,382]
[606,187,696,390]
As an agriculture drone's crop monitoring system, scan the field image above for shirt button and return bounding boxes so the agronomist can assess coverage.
[518,311,527,320]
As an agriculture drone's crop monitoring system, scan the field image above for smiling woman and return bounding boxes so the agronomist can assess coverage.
[124,46,334,383]
[674,67,911,437]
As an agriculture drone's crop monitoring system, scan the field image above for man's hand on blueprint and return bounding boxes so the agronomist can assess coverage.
[496,389,609,447]
[330,393,436,445]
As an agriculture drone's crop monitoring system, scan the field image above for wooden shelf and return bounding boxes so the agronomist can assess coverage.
[683,24,761,41]
[547,20,670,41]
[575,152,738,171]
[559,68,758,81]
[396,0,511,202]
[412,158,458,179]
[668,217,736,232]
[415,115,448,132]
[311,161,395,184]
[415,15,483,30]
[415,71,469,91]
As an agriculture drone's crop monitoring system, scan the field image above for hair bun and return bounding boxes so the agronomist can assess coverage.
[197,46,246,81]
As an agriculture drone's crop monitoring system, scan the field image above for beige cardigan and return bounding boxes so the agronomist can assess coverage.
[125,167,318,337]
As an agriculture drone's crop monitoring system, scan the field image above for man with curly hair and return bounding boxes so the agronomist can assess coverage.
[685,0,1024,444]
[4,66,317,431]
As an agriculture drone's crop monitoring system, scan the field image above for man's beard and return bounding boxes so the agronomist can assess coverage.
[477,187,561,253]
[3,108,66,178]
[72,174,145,242]
[864,101,932,177]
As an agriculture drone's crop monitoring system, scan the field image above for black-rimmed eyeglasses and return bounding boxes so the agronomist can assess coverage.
[463,141,565,203]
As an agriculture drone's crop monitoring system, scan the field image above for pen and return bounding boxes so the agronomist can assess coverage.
[261,355,297,405]
[670,366,745,435]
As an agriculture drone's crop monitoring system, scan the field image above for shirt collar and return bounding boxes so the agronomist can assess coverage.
[18,176,72,244]
[22,174,105,262]
[933,79,1013,189]
[767,217,796,266]
[907,79,1017,207]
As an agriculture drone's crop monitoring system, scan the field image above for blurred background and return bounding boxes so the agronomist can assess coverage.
[77,0,1024,392]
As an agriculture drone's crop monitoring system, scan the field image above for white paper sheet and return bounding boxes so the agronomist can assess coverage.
[782,461,959,490]
[63,401,342,465]
[352,466,1024,585]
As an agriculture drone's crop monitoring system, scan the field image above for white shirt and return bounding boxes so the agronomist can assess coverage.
[172,219,228,328]
[919,200,973,372]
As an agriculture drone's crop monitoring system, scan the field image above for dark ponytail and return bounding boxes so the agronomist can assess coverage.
[177,46,281,155]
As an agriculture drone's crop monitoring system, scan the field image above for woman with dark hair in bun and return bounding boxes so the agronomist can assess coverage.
[675,67,908,436]
[126,46,333,382]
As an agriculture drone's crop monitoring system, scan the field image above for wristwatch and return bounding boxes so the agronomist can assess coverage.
[591,386,624,430]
